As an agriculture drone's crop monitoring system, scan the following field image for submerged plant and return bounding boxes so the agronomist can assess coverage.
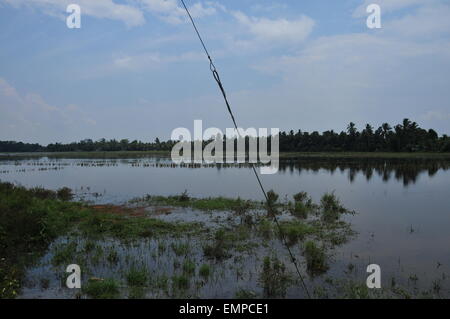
[281,221,315,246]
[126,267,149,287]
[182,260,196,276]
[172,275,189,290]
[259,256,292,298]
[83,278,120,299]
[199,264,211,278]
[289,191,315,219]
[304,241,328,276]
[320,192,354,223]
[203,229,231,260]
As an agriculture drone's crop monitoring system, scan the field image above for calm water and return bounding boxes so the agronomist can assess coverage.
[2,156,450,293]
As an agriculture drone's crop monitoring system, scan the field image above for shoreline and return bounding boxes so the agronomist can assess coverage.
[1,151,450,160]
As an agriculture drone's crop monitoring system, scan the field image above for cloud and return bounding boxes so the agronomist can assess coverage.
[112,51,205,70]
[1,0,146,27]
[386,4,450,38]
[1,0,217,27]
[233,11,315,44]
[0,78,96,143]
[136,0,216,24]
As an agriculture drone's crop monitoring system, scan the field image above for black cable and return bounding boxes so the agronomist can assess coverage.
[179,0,311,299]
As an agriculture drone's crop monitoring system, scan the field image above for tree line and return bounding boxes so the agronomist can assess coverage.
[1,119,450,153]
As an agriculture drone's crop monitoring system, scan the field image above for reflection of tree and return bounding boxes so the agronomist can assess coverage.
[277,159,450,186]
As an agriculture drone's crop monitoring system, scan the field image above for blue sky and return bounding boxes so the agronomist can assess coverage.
[1,0,449,144]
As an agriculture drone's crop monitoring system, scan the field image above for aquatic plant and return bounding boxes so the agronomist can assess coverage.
[107,249,119,264]
[172,275,189,290]
[303,241,328,276]
[320,192,354,223]
[203,229,231,260]
[126,267,149,287]
[51,242,78,266]
[259,256,292,298]
[171,242,190,257]
[281,221,315,245]
[83,278,120,299]
[235,289,257,299]
[257,219,273,240]
[198,264,211,278]
[182,260,196,275]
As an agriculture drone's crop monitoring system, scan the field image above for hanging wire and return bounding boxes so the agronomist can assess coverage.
[179,0,311,298]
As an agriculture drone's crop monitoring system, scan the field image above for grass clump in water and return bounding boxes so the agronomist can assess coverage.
[171,242,190,256]
[289,192,315,219]
[182,260,196,275]
[172,275,189,290]
[126,267,149,287]
[198,264,211,278]
[304,241,328,276]
[259,256,292,298]
[51,242,78,266]
[83,278,120,299]
[280,221,316,245]
[203,229,232,260]
[320,192,354,223]
[141,193,260,212]
[258,219,273,240]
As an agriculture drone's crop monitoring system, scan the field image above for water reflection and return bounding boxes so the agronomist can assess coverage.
[278,158,450,186]
[1,157,450,187]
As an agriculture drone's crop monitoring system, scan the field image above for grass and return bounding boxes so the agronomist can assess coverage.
[0,182,92,298]
[172,275,190,290]
[182,260,196,275]
[202,229,237,260]
[0,181,203,298]
[198,264,211,278]
[259,256,292,298]
[126,267,149,287]
[280,221,316,245]
[304,241,328,276]
[51,242,78,266]
[83,278,120,299]
[171,242,190,256]
[320,192,354,223]
[78,211,202,239]
[140,194,262,212]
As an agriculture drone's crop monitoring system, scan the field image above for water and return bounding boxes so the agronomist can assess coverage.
[2,156,450,296]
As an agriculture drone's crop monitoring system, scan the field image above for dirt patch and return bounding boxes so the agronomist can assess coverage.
[90,205,147,217]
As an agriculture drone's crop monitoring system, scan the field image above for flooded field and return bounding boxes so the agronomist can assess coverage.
[1,156,450,298]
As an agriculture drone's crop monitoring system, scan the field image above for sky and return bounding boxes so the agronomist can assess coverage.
[0,0,449,144]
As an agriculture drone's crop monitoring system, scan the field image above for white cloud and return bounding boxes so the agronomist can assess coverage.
[387,4,450,38]
[225,11,315,52]
[1,0,217,27]
[136,0,216,24]
[233,11,315,44]
[112,51,205,70]
[1,0,146,27]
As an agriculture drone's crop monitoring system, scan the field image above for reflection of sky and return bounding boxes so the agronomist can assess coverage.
[1,157,450,289]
